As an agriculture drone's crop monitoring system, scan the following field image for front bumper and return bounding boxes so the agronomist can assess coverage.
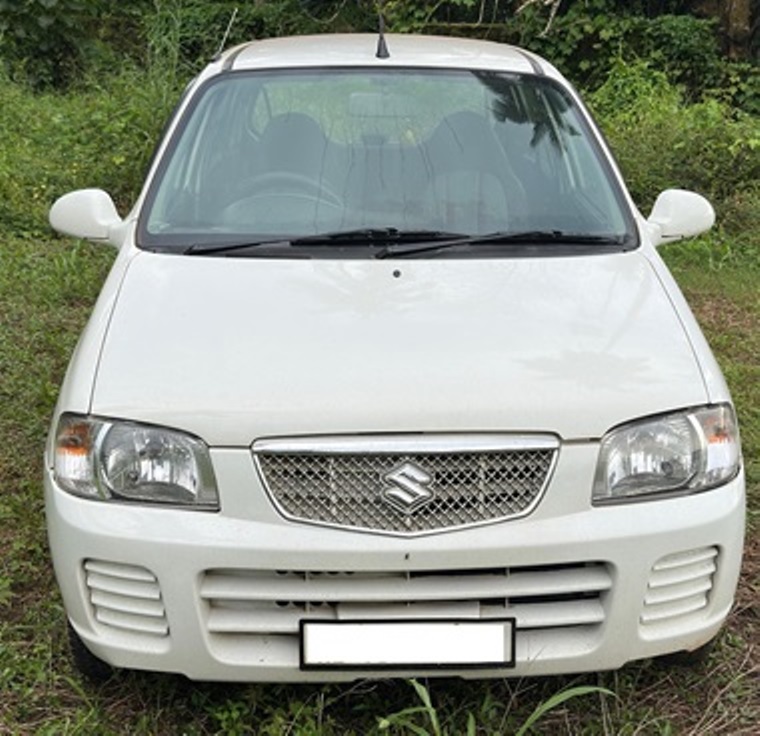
[44,444,745,682]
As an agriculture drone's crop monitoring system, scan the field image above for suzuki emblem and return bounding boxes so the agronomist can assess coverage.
[381,462,435,514]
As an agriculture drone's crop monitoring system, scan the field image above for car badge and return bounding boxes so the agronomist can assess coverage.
[381,462,435,514]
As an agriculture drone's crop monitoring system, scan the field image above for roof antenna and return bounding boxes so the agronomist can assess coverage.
[214,6,239,60]
[376,3,390,59]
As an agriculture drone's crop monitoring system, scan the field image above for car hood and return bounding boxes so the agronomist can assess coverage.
[91,251,707,445]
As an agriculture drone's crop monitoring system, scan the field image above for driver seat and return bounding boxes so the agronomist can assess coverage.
[257,113,329,181]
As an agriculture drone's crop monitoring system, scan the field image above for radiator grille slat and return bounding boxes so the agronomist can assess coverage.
[202,563,609,638]
[205,599,606,634]
[201,567,611,603]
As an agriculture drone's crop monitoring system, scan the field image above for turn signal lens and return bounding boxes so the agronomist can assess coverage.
[55,418,102,498]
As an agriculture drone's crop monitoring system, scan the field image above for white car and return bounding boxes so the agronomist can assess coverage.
[46,33,745,682]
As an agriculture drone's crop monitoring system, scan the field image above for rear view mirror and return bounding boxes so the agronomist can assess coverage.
[647,189,715,246]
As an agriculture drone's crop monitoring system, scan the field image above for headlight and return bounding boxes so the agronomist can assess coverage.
[593,405,741,504]
[53,415,219,509]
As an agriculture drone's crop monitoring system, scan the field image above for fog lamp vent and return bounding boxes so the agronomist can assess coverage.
[83,559,169,637]
[641,547,718,627]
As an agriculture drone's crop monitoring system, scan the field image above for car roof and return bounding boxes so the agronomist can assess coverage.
[217,34,556,79]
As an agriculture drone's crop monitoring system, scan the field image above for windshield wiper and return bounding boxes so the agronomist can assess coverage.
[375,230,628,258]
[183,229,468,256]
[184,238,293,256]
[183,229,626,257]
[289,228,469,246]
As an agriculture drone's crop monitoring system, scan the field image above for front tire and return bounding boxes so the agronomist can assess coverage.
[68,622,114,683]
[658,637,716,667]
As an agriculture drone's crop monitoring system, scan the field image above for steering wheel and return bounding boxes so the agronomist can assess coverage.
[238,172,343,208]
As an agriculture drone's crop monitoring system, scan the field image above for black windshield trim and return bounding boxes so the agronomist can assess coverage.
[155,242,633,260]
[171,236,635,260]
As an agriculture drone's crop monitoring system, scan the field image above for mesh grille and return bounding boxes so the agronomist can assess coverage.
[255,439,556,534]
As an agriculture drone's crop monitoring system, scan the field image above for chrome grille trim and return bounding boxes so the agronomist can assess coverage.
[254,434,559,455]
[254,434,558,535]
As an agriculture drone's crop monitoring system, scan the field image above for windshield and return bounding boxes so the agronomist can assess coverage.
[139,68,636,254]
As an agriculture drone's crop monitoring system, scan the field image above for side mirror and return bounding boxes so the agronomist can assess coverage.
[647,189,715,247]
[49,189,123,246]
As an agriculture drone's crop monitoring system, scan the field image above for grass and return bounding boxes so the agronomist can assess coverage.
[0,71,758,734]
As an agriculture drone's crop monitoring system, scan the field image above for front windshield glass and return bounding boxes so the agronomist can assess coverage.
[139,68,635,252]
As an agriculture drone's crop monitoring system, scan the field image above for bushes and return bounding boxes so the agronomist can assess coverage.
[2,57,757,240]
[0,1,150,89]
[1,5,756,241]
[0,0,367,88]
[518,9,725,93]
[0,68,178,235]
[589,60,760,227]
[0,0,93,88]
[2,2,757,114]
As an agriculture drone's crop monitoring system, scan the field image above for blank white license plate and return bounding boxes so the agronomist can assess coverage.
[300,618,515,670]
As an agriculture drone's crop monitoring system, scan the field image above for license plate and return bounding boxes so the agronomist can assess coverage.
[300,618,515,670]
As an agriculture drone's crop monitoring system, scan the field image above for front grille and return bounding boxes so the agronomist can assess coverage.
[201,562,610,638]
[254,434,558,534]
[83,559,169,637]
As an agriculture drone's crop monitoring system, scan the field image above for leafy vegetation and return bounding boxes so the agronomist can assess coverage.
[0,1,758,733]
[588,60,760,215]
[2,2,758,105]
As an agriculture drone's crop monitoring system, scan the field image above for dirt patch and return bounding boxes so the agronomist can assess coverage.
[686,289,759,348]
[731,530,760,635]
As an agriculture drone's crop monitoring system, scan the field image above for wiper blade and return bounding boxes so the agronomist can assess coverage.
[182,230,625,257]
[184,238,291,256]
[375,230,627,258]
[289,228,468,246]
[183,229,469,255]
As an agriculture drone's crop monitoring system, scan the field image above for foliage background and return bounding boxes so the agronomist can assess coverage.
[1,0,758,225]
